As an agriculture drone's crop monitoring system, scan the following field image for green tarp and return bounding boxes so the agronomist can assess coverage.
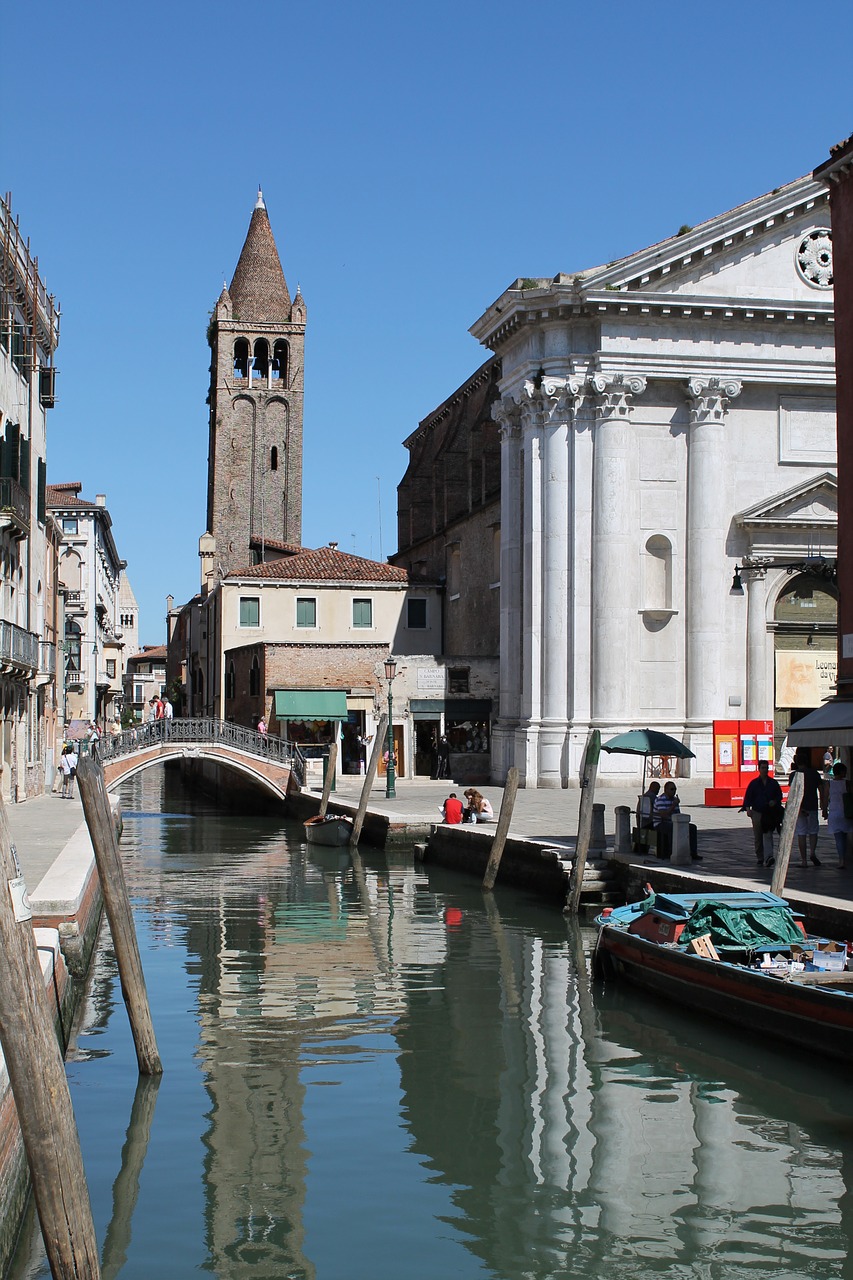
[273,690,348,721]
[680,901,805,952]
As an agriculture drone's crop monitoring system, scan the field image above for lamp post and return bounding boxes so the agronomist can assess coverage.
[384,655,397,799]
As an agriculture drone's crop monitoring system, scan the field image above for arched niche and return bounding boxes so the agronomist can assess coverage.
[642,534,674,617]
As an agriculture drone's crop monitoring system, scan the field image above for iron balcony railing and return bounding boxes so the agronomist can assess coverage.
[0,477,30,537]
[99,718,295,769]
[0,620,39,672]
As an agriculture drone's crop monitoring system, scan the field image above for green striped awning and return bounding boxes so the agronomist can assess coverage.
[274,690,348,721]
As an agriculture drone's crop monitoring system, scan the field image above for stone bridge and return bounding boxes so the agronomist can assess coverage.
[99,719,296,802]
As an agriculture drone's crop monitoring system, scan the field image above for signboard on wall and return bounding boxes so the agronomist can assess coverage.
[775,650,837,708]
[417,667,445,691]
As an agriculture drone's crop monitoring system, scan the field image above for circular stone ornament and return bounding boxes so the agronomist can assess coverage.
[796,229,833,288]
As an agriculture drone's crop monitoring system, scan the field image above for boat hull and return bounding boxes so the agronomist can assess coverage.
[597,925,853,1063]
[304,818,353,847]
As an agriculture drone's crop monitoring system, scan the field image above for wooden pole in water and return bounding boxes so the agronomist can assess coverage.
[318,740,338,818]
[351,714,388,845]
[0,794,101,1279]
[101,1074,161,1280]
[567,729,601,915]
[771,769,803,897]
[76,756,163,1075]
[482,767,519,891]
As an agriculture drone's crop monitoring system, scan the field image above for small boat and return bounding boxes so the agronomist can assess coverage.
[304,814,353,846]
[594,889,853,1063]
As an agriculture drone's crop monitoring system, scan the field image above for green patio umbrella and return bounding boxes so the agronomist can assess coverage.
[601,729,695,791]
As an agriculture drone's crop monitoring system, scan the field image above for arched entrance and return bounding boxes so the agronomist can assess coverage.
[773,573,838,755]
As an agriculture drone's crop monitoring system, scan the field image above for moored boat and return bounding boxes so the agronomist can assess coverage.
[304,814,353,846]
[594,889,853,1063]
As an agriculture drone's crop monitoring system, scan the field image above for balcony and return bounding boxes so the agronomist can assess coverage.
[0,621,38,674]
[64,590,86,613]
[0,478,30,540]
[35,640,56,686]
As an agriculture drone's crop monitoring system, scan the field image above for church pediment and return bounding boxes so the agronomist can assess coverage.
[736,472,837,531]
[581,176,833,308]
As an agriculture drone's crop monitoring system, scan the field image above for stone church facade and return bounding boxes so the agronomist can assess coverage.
[465,173,837,786]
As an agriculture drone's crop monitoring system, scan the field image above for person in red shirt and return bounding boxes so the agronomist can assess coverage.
[441,793,464,824]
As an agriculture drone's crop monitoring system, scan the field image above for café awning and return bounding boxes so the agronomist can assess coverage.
[786,698,853,747]
[273,690,348,722]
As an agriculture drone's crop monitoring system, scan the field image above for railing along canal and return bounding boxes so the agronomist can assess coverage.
[100,718,294,769]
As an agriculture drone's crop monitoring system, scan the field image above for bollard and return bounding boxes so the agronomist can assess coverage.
[590,803,606,855]
[671,813,692,865]
[614,806,631,858]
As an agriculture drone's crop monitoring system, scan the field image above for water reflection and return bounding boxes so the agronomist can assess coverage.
[10,764,853,1279]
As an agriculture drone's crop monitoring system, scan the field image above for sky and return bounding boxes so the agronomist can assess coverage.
[3,0,853,645]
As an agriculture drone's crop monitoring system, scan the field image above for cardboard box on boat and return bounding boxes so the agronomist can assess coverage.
[793,940,847,972]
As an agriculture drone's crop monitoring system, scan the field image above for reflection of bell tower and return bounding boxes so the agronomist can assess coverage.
[204,190,306,579]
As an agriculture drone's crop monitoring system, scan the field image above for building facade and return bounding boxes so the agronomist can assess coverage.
[48,484,130,728]
[466,173,837,786]
[123,646,167,723]
[204,191,306,580]
[0,194,62,800]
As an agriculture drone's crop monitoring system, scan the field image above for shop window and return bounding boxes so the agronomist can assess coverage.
[449,667,469,694]
[353,598,372,628]
[239,596,260,627]
[407,598,427,629]
[296,597,316,628]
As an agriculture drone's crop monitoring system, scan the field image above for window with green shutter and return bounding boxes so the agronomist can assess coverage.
[352,598,372,628]
[296,597,316,628]
[239,597,260,627]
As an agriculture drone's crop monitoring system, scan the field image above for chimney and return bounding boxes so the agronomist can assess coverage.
[328,540,338,550]
[95,494,106,507]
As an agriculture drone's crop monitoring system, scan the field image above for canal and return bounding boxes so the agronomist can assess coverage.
[10,765,853,1278]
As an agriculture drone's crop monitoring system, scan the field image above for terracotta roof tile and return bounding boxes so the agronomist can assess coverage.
[229,194,291,321]
[229,546,409,583]
[127,645,167,665]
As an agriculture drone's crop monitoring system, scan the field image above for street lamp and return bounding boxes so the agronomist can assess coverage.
[730,554,837,596]
[384,655,397,799]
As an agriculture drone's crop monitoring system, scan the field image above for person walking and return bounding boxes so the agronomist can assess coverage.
[822,761,853,868]
[741,760,784,867]
[436,735,451,780]
[59,743,78,798]
[791,747,822,867]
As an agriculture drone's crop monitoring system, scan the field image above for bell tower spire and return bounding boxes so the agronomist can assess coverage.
[204,192,306,578]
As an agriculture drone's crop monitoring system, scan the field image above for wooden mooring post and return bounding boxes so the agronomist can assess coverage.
[351,714,388,845]
[482,767,519,891]
[0,794,101,1279]
[77,756,163,1075]
[771,769,804,898]
[318,740,338,818]
[567,730,601,915]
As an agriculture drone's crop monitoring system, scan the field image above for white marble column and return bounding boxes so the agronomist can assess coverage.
[590,373,646,724]
[528,377,578,787]
[492,396,523,779]
[745,565,772,719]
[685,378,742,732]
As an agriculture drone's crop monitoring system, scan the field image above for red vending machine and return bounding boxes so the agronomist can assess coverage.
[704,719,775,807]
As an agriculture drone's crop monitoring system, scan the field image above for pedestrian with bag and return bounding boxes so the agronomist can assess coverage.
[741,760,784,867]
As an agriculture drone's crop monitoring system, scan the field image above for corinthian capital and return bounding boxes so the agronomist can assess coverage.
[588,372,647,417]
[686,376,742,423]
[492,395,523,441]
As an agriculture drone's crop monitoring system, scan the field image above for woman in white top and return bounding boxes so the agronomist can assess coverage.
[822,761,853,868]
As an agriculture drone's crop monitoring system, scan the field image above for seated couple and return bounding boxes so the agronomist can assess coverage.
[638,780,700,861]
[441,790,495,824]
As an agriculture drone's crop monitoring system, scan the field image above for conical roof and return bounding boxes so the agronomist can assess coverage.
[229,190,291,321]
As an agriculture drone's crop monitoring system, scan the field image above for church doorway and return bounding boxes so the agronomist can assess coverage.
[773,573,837,756]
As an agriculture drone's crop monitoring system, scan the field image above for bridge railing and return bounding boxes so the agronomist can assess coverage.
[100,719,295,769]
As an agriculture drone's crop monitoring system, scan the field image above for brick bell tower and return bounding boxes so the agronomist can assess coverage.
[204,189,306,579]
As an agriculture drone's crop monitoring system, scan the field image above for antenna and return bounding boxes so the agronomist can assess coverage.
[377,476,383,561]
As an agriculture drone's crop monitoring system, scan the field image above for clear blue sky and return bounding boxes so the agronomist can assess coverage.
[3,0,852,644]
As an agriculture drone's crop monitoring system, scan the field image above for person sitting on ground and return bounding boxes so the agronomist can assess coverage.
[822,761,853,869]
[652,781,701,861]
[741,760,784,867]
[441,792,464,824]
[463,788,494,823]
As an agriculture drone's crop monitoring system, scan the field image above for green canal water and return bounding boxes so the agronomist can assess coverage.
[10,765,853,1278]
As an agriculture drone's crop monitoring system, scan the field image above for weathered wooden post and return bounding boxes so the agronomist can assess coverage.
[76,756,162,1075]
[567,730,601,914]
[0,795,101,1279]
[318,740,338,818]
[351,714,388,845]
[482,767,519,891]
[771,769,804,897]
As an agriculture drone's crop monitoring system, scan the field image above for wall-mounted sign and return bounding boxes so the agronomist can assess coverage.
[417,668,445,691]
[776,650,837,708]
